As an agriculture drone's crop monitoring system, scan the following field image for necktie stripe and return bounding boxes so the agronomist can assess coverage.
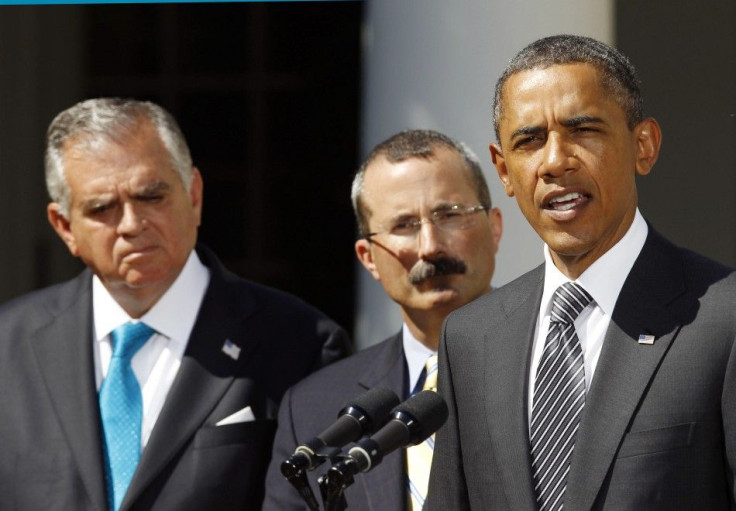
[531,376,585,440]
[533,340,582,413]
[534,337,580,392]
[531,282,592,510]
[535,352,585,411]
[558,283,592,308]
[533,386,585,462]
[533,398,584,464]
[532,374,580,431]
[532,395,585,465]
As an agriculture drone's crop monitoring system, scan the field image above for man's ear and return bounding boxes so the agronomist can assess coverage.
[355,238,381,281]
[489,207,503,252]
[634,118,662,176]
[47,203,79,257]
[490,143,515,197]
[189,167,204,226]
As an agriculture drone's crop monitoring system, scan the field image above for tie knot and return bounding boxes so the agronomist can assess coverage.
[110,322,155,360]
[422,354,439,392]
[550,282,593,325]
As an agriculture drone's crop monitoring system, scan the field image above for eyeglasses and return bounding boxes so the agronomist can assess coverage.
[366,204,489,240]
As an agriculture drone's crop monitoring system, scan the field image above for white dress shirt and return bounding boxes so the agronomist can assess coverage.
[528,210,648,427]
[402,323,437,396]
[93,250,211,447]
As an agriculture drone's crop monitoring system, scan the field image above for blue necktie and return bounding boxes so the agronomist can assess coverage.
[99,322,155,511]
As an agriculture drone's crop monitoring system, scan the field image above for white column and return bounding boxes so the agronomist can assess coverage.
[356,0,614,349]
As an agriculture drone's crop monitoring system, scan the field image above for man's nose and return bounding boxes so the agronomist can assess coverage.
[117,202,146,235]
[416,220,444,259]
[539,133,577,179]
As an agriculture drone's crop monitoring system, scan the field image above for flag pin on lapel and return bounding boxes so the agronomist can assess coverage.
[638,334,655,345]
[221,339,241,360]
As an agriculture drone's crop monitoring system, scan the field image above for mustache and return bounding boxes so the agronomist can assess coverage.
[408,256,467,285]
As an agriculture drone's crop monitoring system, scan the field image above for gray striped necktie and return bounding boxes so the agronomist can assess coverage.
[531,282,593,510]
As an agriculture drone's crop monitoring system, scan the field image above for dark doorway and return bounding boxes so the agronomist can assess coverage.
[81,2,361,333]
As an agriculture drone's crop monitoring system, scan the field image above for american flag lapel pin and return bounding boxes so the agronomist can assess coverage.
[638,334,655,345]
[221,339,241,360]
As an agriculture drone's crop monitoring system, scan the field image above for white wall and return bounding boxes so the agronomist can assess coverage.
[355,0,614,349]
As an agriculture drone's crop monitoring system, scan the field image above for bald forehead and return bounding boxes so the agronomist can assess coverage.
[361,148,480,210]
[364,147,472,187]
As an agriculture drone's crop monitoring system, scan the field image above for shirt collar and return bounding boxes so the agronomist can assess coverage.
[402,323,437,393]
[93,250,211,344]
[541,209,648,316]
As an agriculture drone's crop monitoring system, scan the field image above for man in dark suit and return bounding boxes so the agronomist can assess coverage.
[427,34,736,510]
[262,129,503,510]
[0,98,349,511]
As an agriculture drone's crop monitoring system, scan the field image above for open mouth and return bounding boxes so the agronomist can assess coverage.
[545,191,589,211]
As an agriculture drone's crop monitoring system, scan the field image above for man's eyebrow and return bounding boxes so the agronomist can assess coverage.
[561,115,604,128]
[509,116,606,140]
[509,125,546,140]
[80,196,114,210]
[134,181,171,196]
[431,202,462,212]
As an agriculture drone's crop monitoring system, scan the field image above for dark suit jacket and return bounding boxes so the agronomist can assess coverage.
[0,246,349,511]
[262,332,408,511]
[427,228,736,510]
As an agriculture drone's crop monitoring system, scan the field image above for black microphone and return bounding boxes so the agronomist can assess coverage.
[325,390,448,488]
[281,387,400,478]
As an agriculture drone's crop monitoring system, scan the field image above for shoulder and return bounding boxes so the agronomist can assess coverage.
[679,246,735,283]
[0,271,89,329]
[446,264,544,326]
[201,245,339,324]
[640,228,736,294]
[290,336,401,391]
[279,336,401,424]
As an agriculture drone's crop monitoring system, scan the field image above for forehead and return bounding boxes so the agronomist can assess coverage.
[63,121,175,183]
[499,64,622,129]
[362,147,479,219]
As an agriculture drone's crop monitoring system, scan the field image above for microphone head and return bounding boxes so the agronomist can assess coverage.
[338,387,400,432]
[393,390,448,444]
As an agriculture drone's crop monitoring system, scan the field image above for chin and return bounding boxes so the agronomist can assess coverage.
[121,267,170,288]
[424,289,463,308]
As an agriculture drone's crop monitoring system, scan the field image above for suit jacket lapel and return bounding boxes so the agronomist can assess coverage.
[566,230,686,510]
[356,332,407,511]
[484,267,544,510]
[30,272,109,511]
[123,253,258,509]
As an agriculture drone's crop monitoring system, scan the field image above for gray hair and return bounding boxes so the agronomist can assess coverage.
[351,129,492,238]
[45,97,193,217]
[492,34,644,142]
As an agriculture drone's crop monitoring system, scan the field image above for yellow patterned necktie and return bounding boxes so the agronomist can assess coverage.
[406,354,438,510]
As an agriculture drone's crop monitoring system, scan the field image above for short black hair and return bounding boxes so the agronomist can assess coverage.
[493,34,644,142]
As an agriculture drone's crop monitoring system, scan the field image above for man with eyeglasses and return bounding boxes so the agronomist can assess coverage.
[263,129,503,511]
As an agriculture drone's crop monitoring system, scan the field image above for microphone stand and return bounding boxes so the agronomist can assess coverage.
[281,445,343,511]
[318,455,361,511]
